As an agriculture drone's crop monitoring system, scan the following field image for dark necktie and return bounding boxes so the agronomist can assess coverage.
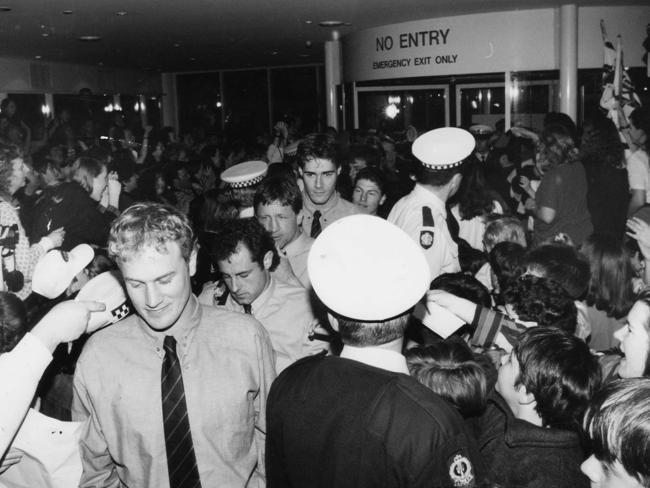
[161,336,202,488]
[243,304,252,314]
[310,210,322,238]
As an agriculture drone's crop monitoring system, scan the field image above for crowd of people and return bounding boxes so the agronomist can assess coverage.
[0,92,649,488]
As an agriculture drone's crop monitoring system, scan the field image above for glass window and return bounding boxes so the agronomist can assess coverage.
[176,72,222,135]
[357,86,448,134]
[271,66,322,133]
[457,84,505,129]
[222,70,269,136]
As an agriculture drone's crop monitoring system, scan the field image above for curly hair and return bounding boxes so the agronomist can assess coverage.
[515,327,601,431]
[580,114,626,170]
[503,275,577,334]
[108,202,195,263]
[536,123,580,174]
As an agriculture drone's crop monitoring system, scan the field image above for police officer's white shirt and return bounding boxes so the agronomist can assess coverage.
[387,183,460,281]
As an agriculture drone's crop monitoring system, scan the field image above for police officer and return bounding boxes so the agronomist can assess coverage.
[220,160,268,218]
[388,127,475,281]
[266,215,479,488]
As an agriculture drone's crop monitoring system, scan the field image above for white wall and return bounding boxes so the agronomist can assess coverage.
[342,5,649,82]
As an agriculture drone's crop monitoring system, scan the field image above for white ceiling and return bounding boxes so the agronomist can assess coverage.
[0,0,643,72]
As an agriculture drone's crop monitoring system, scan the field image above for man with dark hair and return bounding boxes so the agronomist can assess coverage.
[296,132,358,238]
[480,327,601,488]
[388,128,475,280]
[200,218,327,372]
[267,215,479,488]
[581,378,650,488]
[72,202,275,487]
[254,176,314,288]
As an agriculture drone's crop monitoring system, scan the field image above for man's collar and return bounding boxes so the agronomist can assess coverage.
[413,184,446,210]
[282,230,311,255]
[139,294,202,345]
[250,272,275,311]
[340,345,410,375]
[302,191,340,214]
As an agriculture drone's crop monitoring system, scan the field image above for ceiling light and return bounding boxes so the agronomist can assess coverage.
[173,43,180,48]
[78,35,102,41]
[271,50,278,56]
[41,32,49,37]
[62,10,73,15]
[34,55,42,59]
[304,20,312,24]
[115,10,127,16]
[319,20,344,27]
[0,7,11,12]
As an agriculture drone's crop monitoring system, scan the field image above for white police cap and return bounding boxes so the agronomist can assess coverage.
[469,124,494,137]
[412,127,475,170]
[308,215,431,321]
[220,160,268,188]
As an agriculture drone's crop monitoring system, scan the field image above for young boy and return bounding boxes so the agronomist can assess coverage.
[479,327,601,487]
[581,378,650,488]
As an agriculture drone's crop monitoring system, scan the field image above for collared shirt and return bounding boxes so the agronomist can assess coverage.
[280,232,314,288]
[0,333,52,455]
[199,275,328,373]
[339,345,410,375]
[72,295,276,488]
[300,192,359,236]
[387,183,460,280]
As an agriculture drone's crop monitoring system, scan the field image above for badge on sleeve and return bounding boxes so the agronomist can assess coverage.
[448,453,474,487]
[420,206,435,249]
[420,231,434,249]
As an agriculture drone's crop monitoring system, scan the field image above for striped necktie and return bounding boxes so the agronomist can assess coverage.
[161,336,202,488]
[310,210,322,238]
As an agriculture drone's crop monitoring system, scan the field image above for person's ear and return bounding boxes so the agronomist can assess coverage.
[517,385,536,406]
[379,194,387,206]
[262,250,273,270]
[188,246,198,277]
[296,209,304,226]
[336,166,341,176]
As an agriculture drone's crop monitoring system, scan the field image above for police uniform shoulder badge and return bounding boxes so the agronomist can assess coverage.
[448,453,474,487]
[420,206,435,249]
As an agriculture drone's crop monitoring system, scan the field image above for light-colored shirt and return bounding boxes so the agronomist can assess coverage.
[387,184,460,281]
[301,192,359,236]
[339,345,410,375]
[626,148,650,202]
[280,232,314,288]
[72,296,276,488]
[0,333,52,457]
[200,276,328,373]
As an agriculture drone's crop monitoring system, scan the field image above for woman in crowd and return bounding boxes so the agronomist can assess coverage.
[623,107,650,217]
[0,145,64,299]
[531,123,593,246]
[611,289,650,380]
[29,156,120,251]
[580,233,637,351]
[449,159,506,251]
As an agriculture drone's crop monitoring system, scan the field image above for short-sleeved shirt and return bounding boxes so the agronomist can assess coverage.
[534,162,593,246]
[388,184,459,281]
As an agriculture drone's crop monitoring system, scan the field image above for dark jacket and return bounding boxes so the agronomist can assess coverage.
[266,353,482,488]
[30,181,117,251]
[478,392,588,488]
